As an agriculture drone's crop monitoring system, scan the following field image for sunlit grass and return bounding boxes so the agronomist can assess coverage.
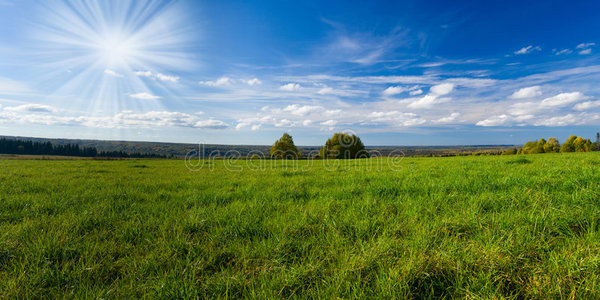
[1,153,600,298]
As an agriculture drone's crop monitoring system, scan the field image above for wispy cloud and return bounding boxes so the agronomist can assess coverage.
[514,45,541,55]
[576,42,595,55]
[130,92,160,100]
[199,76,233,87]
[4,103,58,113]
[135,71,179,82]
[104,69,124,78]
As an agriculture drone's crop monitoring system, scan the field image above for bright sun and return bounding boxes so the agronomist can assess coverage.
[96,33,138,66]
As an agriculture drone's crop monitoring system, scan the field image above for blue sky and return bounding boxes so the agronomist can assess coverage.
[1,0,600,146]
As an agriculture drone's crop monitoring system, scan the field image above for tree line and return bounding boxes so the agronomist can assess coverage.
[502,133,600,155]
[0,138,166,158]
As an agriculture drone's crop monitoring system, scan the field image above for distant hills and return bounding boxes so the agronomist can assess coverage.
[0,135,516,158]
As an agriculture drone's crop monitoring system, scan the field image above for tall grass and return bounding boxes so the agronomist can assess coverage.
[1,153,600,298]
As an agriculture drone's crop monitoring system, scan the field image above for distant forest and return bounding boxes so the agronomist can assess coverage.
[0,138,166,158]
[0,135,517,158]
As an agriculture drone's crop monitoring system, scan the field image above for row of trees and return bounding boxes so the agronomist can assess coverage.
[270,132,369,159]
[503,134,599,155]
[0,138,166,158]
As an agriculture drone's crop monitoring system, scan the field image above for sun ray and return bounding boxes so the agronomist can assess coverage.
[25,0,197,139]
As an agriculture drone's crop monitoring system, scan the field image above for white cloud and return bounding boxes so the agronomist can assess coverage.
[320,119,337,126]
[579,48,592,55]
[382,86,406,96]
[199,77,233,87]
[540,92,585,107]
[514,45,541,55]
[0,108,228,130]
[251,124,261,130]
[279,83,302,91]
[104,69,123,78]
[246,78,262,86]
[302,120,312,126]
[476,114,511,126]
[574,100,600,111]
[194,119,227,129]
[510,86,542,99]
[135,71,179,82]
[555,49,572,55]
[275,119,295,127]
[4,104,58,113]
[155,73,179,82]
[283,104,322,116]
[429,83,454,96]
[135,71,153,77]
[368,111,425,126]
[317,86,335,95]
[130,92,160,100]
[0,77,31,95]
[533,114,580,126]
[434,112,460,124]
[407,83,454,109]
[409,89,423,96]
[576,43,596,49]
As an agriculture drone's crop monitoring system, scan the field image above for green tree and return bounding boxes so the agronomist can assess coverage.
[596,132,600,151]
[560,135,577,153]
[544,137,560,153]
[319,132,369,159]
[270,133,300,159]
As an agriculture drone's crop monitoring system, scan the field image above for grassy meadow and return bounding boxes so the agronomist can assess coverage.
[1,153,600,298]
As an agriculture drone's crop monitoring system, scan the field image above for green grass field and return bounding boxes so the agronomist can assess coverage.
[2,153,600,298]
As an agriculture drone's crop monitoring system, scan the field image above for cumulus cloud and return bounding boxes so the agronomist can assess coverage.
[508,92,587,116]
[407,83,454,109]
[4,104,58,113]
[283,104,322,116]
[194,119,227,129]
[382,86,407,96]
[574,100,600,111]
[434,112,461,124]
[476,114,511,127]
[155,73,179,82]
[429,83,454,96]
[0,109,227,130]
[275,119,295,127]
[409,89,423,96]
[317,86,336,95]
[540,92,585,107]
[104,69,123,78]
[514,45,541,55]
[199,77,233,87]
[130,92,160,100]
[135,71,179,82]
[279,83,302,91]
[246,78,262,86]
[320,119,337,126]
[510,86,542,99]
[368,111,425,126]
